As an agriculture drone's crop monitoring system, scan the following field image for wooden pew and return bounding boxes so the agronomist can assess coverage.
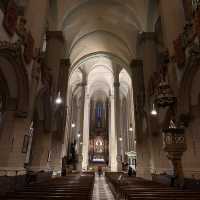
[105,172,200,200]
[3,172,95,200]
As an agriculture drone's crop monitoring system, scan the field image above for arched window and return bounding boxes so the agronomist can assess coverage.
[96,103,103,128]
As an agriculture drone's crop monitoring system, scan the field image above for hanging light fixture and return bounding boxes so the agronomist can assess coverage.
[155,80,177,107]
[119,137,123,142]
[55,91,62,104]
[71,123,75,128]
[77,133,81,138]
[129,123,133,132]
[150,103,158,116]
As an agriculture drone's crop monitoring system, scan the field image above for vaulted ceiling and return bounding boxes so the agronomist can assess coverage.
[61,0,158,102]
[55,0,158,64]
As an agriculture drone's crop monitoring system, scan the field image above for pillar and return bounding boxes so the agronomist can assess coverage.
[114,68,122,171]
[50,59,70,175]
[137,32,171,176]
[76,82,86,170]
[122,98,128,163]
[25,0,49,48]
[109,94,118,171]
[30,31,66,172]
[130,59,151,179]
[82,85,90,170]
[159,0,185,89]
[159,0,185,54]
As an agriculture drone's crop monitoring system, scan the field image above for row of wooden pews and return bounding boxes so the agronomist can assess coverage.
[2,172,95,200]
[105,172,200,200]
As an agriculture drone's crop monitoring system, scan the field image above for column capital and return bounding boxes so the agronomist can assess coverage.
[113,81,120,88]
[130,59,143,74]
[130,59,143,68]
[60,58,70,67]
[81,82,87,87]
[46,31,64,42]
[139,32,156,43]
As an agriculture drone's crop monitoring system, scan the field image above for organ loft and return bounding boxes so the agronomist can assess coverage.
[0,0,200,199]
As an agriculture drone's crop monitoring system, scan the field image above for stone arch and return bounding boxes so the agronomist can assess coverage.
[69,29,134,57]
[69,51,131,79]
[178,62,200,116]
[60,0,142,31]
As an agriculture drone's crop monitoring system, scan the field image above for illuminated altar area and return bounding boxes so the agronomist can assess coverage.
[89,101,109,165]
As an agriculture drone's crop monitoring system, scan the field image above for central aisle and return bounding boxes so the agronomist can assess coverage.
[92,173,115,200]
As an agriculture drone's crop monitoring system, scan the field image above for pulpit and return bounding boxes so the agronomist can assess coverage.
[162,127,187,187]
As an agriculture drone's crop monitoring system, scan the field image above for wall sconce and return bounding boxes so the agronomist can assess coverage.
[71,123,75,128]
[55,91,62,104]
[119,137,123,142]
[150,103,158,116]
[129,123,133,132]
[77,133,81,138]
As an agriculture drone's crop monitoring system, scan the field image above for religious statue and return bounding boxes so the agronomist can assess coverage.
[16,16,27,40]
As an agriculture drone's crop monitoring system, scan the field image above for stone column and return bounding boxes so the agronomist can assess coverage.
[45,31,65,92]
[114,70,122,171]
[159,0,185,54]
[25,0,49,48]
[110,94,118,171]
[141,32,171,175]
[139,33,157,175]
[50,59,70,175]
[82,85,90,170]
[30,31,65,172]
[108,99,111,169]
[130,59,151,179]
[122,98,128,163]
[120,99,125,163]
[159,0,185,89]
[75,83,85,170]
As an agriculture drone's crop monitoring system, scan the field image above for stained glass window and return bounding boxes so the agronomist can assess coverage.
[96,103,103,128]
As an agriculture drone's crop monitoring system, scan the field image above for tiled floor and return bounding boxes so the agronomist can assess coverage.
[92,173,115,200]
